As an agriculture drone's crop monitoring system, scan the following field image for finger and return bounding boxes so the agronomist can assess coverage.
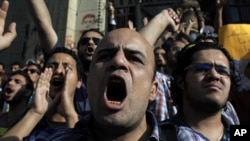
[45,68,53,84]
[4,22,17,45]
[37,72,45,87]
[0,0,8,35]
[1,0,9,12]
[62,66,71,96]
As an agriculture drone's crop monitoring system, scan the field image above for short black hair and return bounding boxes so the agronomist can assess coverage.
[44,47,83,81]
[10,61,22,67]
[26,61,42,74]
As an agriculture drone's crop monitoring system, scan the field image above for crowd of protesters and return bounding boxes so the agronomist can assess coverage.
[0,0,248,140]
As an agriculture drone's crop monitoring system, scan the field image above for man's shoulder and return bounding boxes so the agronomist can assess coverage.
[24,115,93,141]
[158,120,178,141]
[23,127,77,141]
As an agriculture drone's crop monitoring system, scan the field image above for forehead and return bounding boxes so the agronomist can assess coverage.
[155,48,166,53]
[47,53,76,65]
[97,29,152,53]
[27,65,38,69]
[192,49,229,65]
[82,31,103,39]
[10,74,26,83]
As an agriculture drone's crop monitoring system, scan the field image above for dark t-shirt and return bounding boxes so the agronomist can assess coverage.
[0,109,27,136]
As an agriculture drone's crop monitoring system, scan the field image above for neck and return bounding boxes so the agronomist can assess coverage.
[183,103,224,141]
[94,115,152,141]
[82,60,90,81]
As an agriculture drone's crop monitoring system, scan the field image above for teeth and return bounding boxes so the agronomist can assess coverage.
[108,100,121,105]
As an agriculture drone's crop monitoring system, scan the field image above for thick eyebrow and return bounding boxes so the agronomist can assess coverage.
[96,48,118,56]
[46,61,72,67]
[124,47,146,58]
[96,47,146,58]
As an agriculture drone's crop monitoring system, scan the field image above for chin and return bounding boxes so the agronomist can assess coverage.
[189,98,226,114]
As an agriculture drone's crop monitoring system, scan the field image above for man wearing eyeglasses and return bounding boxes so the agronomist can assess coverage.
[161,42,239,141]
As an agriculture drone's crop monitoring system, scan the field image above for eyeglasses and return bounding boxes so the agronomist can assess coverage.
[24,69,40,74]
[184,63,231,77]
[80,37,101,46]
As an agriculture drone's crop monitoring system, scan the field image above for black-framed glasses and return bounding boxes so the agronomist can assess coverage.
[80,37,101,45]
[184,63,231,77]
[24,69,40,74]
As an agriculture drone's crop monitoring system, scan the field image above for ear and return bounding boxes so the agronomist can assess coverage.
[76,80,82,89]
[149,80,158,101]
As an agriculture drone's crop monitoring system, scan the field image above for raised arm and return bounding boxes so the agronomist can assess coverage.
[26,0,58,54]
[214,0,227,33]
[1,68,53,141]
[139,8,179,47]
[0,0,16,51]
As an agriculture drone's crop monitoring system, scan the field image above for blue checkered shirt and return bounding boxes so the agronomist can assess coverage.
[165,102,239,141]
[148,71,177,121]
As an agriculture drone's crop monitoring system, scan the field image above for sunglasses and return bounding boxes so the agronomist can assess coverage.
[24,69,40,74]
[184,63,231,77]
[80,37,101,46]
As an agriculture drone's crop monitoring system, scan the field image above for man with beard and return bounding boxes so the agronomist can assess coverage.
[1,47,83,140]
[162,42,239,141]
[0,70,33,136]
[26,0,104,115]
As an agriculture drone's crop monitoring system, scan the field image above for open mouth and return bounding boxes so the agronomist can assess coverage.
[51,77,64,89]
[85,47,94,55]
[106,76,127,106]
[4,87,13,94]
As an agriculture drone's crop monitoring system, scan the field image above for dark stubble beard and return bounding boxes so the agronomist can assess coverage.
[5,86,29,106]
[186,93,227,114]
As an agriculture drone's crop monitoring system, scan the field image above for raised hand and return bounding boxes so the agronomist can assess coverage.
[31,68,53,115]
[128,20,136,31]
[57,67,80,127]
[216,0,227,8]
[0,0,16,51]
[165,8,180,32]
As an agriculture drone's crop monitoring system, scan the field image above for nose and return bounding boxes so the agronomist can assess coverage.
[206,67,220,80]
[156,53,161,58]
[54,64,65,74]
[110,51,129,72]
[88,38,95,45]
[8,79,15,85]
